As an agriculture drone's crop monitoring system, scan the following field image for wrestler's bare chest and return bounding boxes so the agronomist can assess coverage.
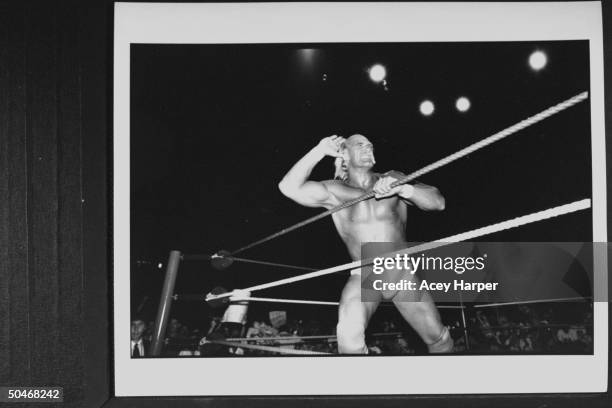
[328,182,407,258]
[332,184,403,223]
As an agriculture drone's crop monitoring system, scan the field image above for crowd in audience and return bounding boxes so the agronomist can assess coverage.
[453,304,593,353]
[131,302,593,357]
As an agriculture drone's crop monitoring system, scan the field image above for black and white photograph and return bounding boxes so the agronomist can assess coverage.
[114,1,608,397]
[2,1,611,406]
[131,41,594,359]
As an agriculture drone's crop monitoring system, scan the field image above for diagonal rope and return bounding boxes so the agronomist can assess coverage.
[230,91,588,256]
[204,339,331,355]
[229,295,465,308]
[225,332,404,343]
[182,253,317,271]
[230,296,339,306]
[226,256,316,271]
[207,198,591,302]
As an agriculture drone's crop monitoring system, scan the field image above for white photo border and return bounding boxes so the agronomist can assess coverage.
[114,1,608,396]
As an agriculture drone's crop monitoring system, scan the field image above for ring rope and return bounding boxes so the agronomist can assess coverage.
[229,91,588,256]
[204,339,331,355]
[230,296,466,308]
[464,323,592,331]
[225,332,404,343]
[473,296,592,308]
[230,335,339,342]
[207,198,591,302]
[227,256,317,271]
[437,305,468,309]
[231,296,338,306]
[182,254,317,272]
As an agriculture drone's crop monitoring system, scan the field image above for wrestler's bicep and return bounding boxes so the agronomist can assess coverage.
[291,180,336,208]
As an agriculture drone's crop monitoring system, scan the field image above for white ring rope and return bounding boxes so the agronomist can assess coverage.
[473,296,592,308]
[225,332,404,343]
[207,198,591,302]
[230,296,467,308]
[436,199,591,243]
[203,339,331,355]
[230,296,339,306]
[229,334,340,342]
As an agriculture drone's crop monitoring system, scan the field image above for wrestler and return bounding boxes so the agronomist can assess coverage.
[278,134,453,354]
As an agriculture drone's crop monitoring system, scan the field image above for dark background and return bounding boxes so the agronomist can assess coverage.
[131,41,592,328]
[0,1,610,407]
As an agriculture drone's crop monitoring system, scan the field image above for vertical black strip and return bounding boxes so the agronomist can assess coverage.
[57,0,84,404]
[0,2,11,384]
[4,2,31,386]
[25,0,60,386]
[81,1,111,406]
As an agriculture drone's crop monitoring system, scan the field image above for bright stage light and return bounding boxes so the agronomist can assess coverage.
[420,100,435,116]
[456,96,471,112]
[529,50,547,71]
[369,64,386,82]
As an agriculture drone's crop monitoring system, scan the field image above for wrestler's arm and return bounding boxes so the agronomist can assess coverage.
[382,170,445,211]
[278,136,343,209]
[404,182,446,211]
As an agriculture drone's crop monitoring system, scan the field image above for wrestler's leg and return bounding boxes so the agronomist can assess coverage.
[337,274,380,354]
[392,290,453,353]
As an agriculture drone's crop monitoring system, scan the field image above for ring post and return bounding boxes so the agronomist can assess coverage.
[459,292,470,350]
[151,250,181,356]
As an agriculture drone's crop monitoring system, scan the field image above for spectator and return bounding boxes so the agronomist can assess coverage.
[519,333,534,351]
[556,326,574,343]
[144,320,155,343]
[368,339,383,355]
[131,318,149,358]
[168,318,181,339]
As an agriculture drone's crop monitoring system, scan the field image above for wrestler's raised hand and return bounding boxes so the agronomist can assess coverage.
[373,175,403,199]
[316,135,345,158]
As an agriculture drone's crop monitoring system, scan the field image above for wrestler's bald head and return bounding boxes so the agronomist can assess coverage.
[334,133,375,180]
[344,134,371,147]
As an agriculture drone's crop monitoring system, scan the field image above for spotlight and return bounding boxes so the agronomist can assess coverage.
[419,100,435,116]
[158,263,163,269]
[529,50,547,71]
[368,64,386,83]
[456,96,471,112]
[298,48,317,62]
